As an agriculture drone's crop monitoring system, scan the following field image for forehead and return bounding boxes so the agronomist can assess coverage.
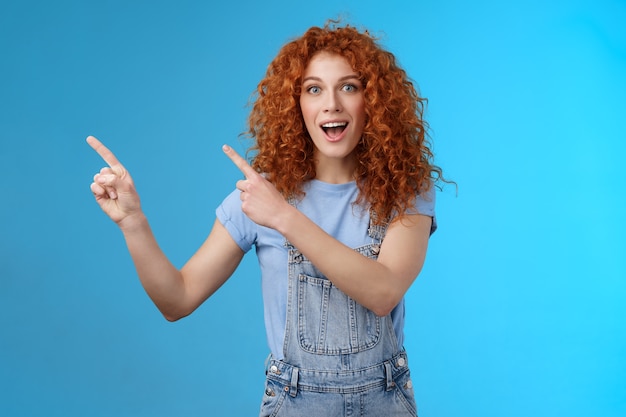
[303,52,356,78]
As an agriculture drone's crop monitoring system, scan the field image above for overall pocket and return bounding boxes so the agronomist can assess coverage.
[296,274,381,354]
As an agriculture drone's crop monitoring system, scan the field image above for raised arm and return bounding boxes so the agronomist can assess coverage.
[279,211,431,317]
[222,145,431,317]
[88,136,244,321]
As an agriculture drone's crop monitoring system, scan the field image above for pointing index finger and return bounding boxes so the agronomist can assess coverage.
[222,144,256,178]
[86,136,123,168]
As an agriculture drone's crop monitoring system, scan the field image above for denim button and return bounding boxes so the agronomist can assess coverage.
[397,357,406,367]
[269,365,278,374]
[405,380,413,389]
[293,251,303,263]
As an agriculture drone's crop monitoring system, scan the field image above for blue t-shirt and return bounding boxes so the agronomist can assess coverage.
[216,179,436,359]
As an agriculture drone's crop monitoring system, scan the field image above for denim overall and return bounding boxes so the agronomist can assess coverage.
[259,214,418,417]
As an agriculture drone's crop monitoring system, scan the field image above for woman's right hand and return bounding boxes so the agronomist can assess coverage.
[87,136,143,228]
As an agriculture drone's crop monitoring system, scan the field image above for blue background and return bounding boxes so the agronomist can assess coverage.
[1,0,624,416]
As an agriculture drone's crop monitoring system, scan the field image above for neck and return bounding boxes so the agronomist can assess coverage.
[314,154,357,184]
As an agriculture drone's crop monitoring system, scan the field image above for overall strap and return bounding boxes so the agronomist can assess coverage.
[367,210,390,242]
[283,195,298,249]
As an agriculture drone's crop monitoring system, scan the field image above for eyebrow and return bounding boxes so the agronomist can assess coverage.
[302,74,361,83]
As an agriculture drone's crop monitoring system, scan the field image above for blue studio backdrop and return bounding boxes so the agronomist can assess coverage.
[1,0,624,416]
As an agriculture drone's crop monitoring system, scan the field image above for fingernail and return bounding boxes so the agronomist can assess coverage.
[222,144,230,152]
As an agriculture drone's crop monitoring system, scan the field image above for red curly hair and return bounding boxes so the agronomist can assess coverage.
[247,21,444,224]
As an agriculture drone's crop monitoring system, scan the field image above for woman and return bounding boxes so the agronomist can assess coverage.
[89,21,445,417]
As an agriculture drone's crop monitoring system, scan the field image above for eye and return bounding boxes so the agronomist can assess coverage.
[306,85,321,94]
[342,83,359,93]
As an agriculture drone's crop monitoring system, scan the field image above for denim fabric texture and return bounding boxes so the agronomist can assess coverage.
[259,213,418,417]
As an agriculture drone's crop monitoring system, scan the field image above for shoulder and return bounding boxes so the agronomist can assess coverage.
[411,186,436,215]
[405,186,437,235]
[216,189,257,252]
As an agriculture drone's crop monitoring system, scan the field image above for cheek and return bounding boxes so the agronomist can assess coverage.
[350,98,366,121]
[354,105,366,130]
[300,104,317,131]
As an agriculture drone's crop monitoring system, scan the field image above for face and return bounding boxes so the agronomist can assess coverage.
[300,52,366,178]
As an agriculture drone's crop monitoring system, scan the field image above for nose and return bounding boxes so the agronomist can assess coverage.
[323,91,342,113]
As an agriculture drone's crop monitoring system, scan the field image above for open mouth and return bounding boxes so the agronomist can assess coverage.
[321,122,347,140]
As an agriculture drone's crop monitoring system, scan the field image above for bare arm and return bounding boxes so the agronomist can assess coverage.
[278,210,430,316]
[121,216,244,321]
[222,145,431,316]
[88,136,244,321]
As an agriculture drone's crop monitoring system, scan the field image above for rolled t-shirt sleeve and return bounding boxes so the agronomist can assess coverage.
[410,186,437,235]
[216,189,257,253]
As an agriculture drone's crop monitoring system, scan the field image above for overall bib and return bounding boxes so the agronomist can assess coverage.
[259,215,418,417]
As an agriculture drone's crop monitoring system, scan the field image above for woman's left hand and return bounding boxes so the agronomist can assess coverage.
[222,145,292,230]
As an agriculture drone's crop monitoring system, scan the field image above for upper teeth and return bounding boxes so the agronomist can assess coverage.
[322,122,347,128]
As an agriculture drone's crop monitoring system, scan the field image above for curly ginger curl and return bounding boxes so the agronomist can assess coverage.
[247,21,445,224]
